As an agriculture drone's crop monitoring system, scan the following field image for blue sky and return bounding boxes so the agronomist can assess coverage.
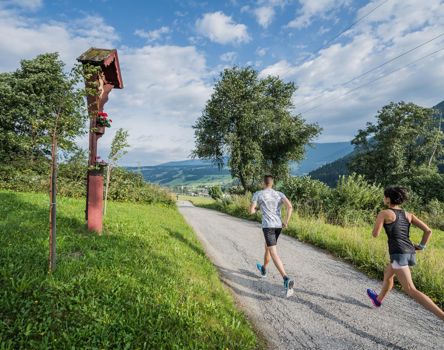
[1,0,444,165]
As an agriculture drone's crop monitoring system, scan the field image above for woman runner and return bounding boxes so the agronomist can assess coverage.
[366,186,444,321]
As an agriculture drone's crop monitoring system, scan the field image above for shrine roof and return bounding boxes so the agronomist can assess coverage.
[77,48,116,63]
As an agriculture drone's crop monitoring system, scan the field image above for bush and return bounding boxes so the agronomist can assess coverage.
[421,199,444,231]
[281,176,331,217]
[326,174,383,226]
[208,185,223,200]
[404,167,444,203]
[0,164,175,206]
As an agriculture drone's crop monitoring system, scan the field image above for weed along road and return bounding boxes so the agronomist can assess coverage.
[178,201,444,350]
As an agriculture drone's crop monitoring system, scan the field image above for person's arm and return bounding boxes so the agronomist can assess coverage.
[249,192,258,215]
[282,197,293,228]
[411,214,432,250]
[372,211,386,237]
[249,201,258,215]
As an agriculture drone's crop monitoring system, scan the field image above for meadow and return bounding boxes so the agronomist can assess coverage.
[192,195,444,308]
[0,191,260,349]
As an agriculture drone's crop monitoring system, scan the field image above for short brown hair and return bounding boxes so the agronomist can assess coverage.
[263,175,274,185]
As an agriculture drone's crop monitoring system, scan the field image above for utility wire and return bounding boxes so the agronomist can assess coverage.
[311,0,391,55]
[298,46,444,114]
[297,32,444,110]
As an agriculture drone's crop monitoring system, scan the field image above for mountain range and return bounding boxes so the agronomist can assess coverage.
[131,101,443,188]
[129,142,353,187]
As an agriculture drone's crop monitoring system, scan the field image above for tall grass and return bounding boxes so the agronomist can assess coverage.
[0,190,259,349]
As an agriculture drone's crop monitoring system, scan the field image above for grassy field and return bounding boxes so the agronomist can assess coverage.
[192,196,444,308]
[0,191,260,349]
[178,195,215,206]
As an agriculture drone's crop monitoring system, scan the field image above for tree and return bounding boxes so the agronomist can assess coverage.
[209,185,223,200]
[0,53,91,171]
[104,128,130,215]
[350,102,444,186]
[193,67,321,192]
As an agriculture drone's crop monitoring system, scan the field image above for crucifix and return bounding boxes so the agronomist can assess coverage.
[77,48,123,233]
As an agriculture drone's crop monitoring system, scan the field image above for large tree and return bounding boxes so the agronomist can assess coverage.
[350,101,444,186]
[193,67,321,192]
[0,53,89,170]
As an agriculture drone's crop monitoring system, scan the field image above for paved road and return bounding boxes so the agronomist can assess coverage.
[178,201,444,350]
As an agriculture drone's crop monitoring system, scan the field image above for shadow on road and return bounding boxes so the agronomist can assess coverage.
[217,265,405,350]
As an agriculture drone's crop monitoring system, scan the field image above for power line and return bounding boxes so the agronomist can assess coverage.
[311,0,391,55]
[298,46,444,115]
[296,31,444,110]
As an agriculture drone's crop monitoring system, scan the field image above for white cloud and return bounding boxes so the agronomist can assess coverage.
[287,0,350,29]
[3,0,42,11]
[269,0,444,141]
[259,60,298,79]
[134,26,170,42]
[196,11,250,44]
[256,47,268,56]
[254,6,275,28]
[220,51,237,62]
[0,9,118,72]
[0,7,212,165]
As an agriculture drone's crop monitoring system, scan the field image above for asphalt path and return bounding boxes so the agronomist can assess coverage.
[178,201,444,350]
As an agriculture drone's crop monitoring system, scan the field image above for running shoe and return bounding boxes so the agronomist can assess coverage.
[284,277,294,297]
[256,262,266,277]
[367,288,381,307]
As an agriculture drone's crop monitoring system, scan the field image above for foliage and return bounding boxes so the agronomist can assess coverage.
[401,166,444,203]
[0,191,259,349]
[193,66,321,192]
[0,53,96,167]
[208,185,223,200]
[281,176,331,217]
[326,174,383,226]
[350,101,444,186]
[108,128,130,165]
[0,160,175,206]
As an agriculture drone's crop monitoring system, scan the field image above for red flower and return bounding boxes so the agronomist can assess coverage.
[110,119,113,122]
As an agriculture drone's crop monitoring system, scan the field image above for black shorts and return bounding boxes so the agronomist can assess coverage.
[263,228,282,247]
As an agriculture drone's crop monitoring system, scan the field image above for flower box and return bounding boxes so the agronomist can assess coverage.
[95,125,106,134]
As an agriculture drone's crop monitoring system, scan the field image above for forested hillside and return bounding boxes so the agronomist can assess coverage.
[130,142,353,187]
[310,100,444,186]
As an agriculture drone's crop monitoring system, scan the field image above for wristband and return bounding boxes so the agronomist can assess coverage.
[418,243,426,250]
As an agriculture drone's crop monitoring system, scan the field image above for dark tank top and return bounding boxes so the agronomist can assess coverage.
[383,209,415,254]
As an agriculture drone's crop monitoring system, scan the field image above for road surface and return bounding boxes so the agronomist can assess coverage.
[178,201,444,350]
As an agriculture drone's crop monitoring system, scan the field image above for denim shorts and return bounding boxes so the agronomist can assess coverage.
[390,253,416,269]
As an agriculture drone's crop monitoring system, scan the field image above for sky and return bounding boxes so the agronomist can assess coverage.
[1,0,444,165]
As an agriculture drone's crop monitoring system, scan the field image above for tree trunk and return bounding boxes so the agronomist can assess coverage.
[49,130,57,273]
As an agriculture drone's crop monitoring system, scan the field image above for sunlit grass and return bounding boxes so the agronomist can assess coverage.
[178,195,215,206]
[0,190,259,349]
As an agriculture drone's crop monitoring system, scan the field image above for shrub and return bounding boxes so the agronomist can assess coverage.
[209,185,223,200]
[0,164,175,206]
[326,173,383,226]
[281,176,331,217]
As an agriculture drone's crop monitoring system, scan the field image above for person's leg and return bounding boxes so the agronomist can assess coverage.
[263,243,271,268]
[377,264,395,302]
[268,245,287,278]
[395,267,444,320]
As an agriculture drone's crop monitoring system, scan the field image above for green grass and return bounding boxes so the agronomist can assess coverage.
[197,198,444,308]
[0,191,260,349]
[178,195,216,206]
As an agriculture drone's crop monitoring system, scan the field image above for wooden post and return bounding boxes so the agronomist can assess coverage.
[49,130,58,272]
[77,48,123,234]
